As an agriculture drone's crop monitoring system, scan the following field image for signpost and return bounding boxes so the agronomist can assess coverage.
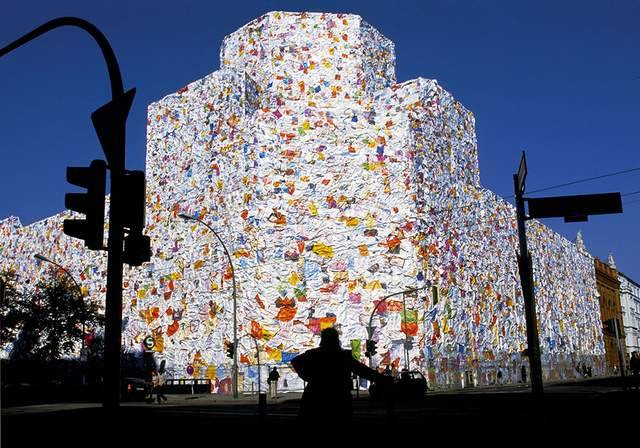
[513,152,544,395]
[513,151,623,395]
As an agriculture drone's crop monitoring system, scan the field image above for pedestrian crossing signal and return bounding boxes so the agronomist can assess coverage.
[225,341,235,359]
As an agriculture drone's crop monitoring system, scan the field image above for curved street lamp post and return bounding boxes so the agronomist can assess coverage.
[366,286,427,371]
[179,214,238,398]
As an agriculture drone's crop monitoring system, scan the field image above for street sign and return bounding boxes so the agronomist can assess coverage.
[92,88,136,168]
[366,325,375,339]
[143,336,155,350]
[527,192,623,221]
[516,151,527,195]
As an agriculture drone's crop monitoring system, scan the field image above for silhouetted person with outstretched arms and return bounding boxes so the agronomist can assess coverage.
[291,327,389,422]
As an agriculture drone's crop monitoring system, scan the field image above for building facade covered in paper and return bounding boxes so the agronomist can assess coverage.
[0,12,605,390]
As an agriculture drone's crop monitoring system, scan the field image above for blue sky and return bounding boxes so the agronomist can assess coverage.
[1,0,639,279]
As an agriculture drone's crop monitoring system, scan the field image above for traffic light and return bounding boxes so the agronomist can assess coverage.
[121,170,151,266]
[225,341,235,359]
[123,232,151,266]
[63,159,106,250]
[120,170,146,232]
[365,339,377,358]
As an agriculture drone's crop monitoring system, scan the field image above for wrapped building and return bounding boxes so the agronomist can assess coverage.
[0,12,605,390]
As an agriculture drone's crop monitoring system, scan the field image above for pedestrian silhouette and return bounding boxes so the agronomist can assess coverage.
[520,364,527,384]
[152,359,168,404]
[630,351,640,389]
[291,327,388,422]
[268,366,280,399]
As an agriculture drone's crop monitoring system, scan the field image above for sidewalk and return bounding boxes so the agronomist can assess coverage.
[3,375,634,417]
[1,391,304,416]
[144,390,304,406]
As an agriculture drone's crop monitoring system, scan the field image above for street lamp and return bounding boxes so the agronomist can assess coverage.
[238,333,262,394]
[34,253,87,382]
[178,213,239,398]
[366,286,427,370]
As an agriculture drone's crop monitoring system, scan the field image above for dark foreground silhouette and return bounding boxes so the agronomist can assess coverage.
[291,327,388,422]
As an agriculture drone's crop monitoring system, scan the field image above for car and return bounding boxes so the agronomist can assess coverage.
[121,376,152,401]
[396,370,428,397]
[369,370,428,400]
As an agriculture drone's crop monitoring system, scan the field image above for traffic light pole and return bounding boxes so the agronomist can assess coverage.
[2,18,131,409]
[513,174,544,395]
[402,292,409,372]
[104,173,124,409]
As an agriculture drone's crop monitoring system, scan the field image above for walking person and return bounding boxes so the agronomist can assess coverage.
[153,360,168,404]
[291,327,390,424]
[630,351,640,389]
[268,366,280,399]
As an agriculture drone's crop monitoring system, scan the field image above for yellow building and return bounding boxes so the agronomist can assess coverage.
[595,256,626,373]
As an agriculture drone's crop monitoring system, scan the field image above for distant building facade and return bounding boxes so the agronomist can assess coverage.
[619,272,640,360]
[594,257,625,373]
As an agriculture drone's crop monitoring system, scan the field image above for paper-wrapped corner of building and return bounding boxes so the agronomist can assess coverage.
[0,11,605,389]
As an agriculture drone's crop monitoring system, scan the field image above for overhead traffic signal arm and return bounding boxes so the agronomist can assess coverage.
[63,159,107,250]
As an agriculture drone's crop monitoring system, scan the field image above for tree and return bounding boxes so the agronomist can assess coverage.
[0,269,104,362]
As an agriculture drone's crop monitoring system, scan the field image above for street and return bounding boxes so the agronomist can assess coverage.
[3,376,638,444]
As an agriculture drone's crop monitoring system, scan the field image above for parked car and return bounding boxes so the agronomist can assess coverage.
[121,376,152,402]
[369,370,428,400]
